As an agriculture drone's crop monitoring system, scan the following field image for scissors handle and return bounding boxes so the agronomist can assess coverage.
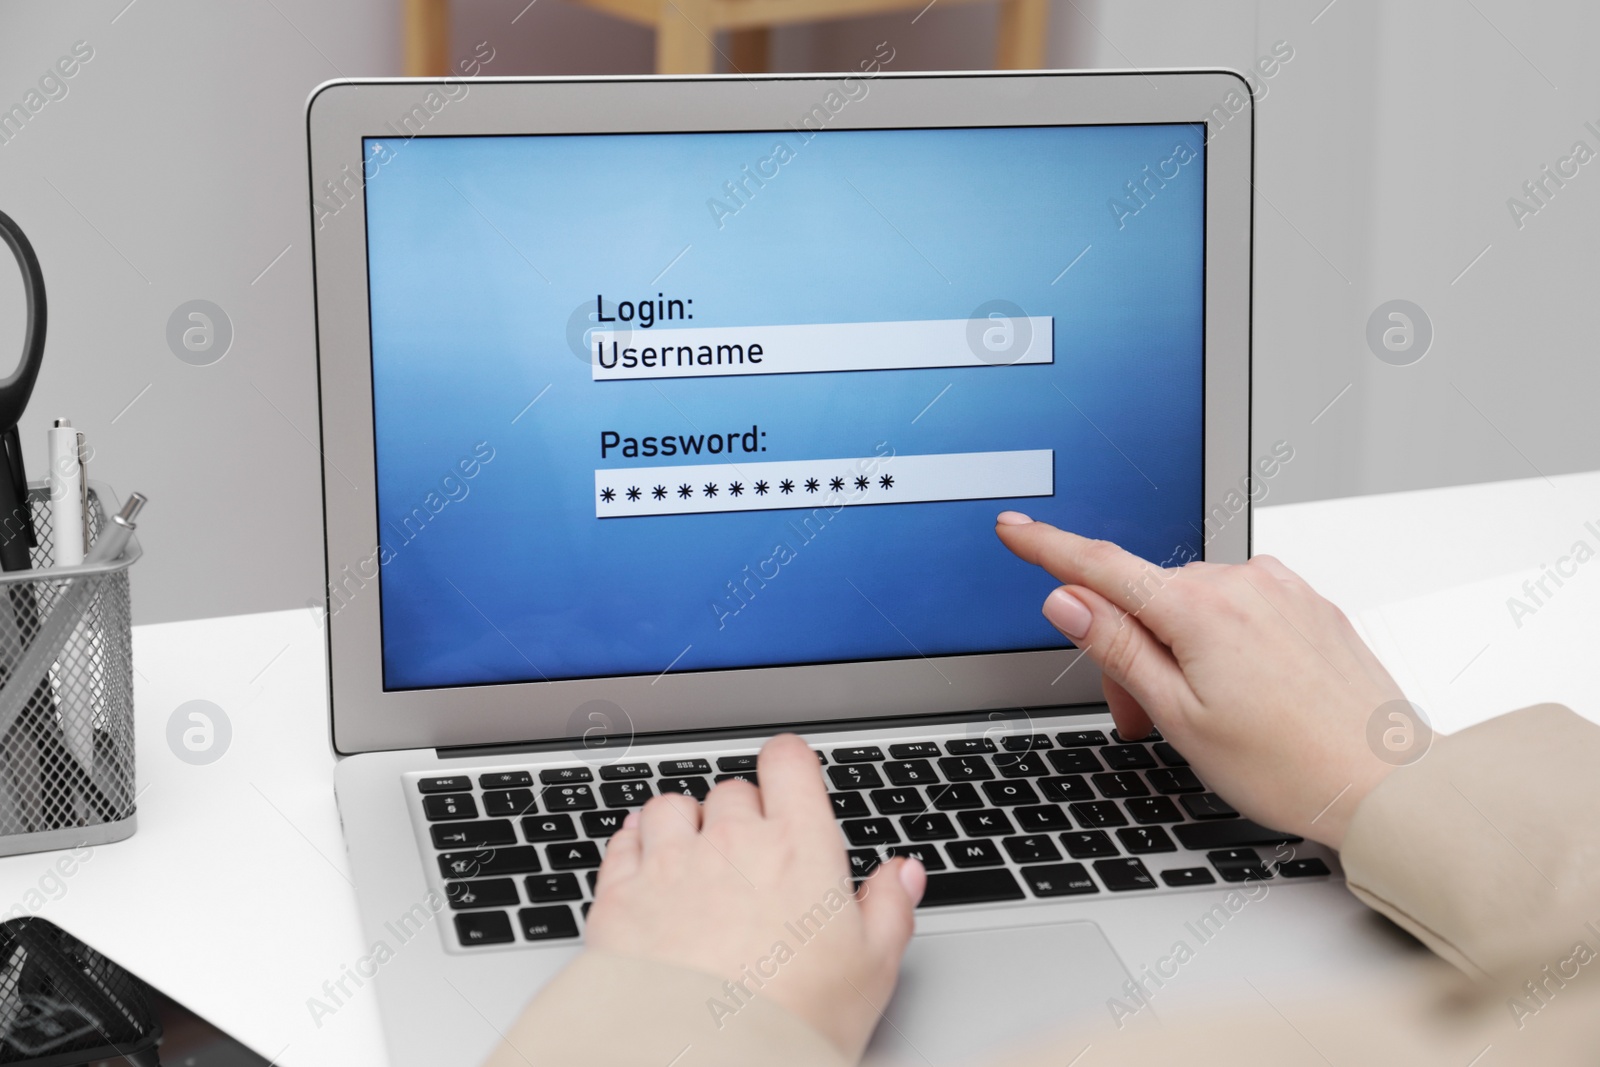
[0,209,46,432]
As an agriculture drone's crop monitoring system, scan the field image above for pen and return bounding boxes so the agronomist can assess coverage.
[47,419,88,567]
[84,493,145,565]
[49,420,95,778]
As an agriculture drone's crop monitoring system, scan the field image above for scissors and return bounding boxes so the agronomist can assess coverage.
[0,208,45,565]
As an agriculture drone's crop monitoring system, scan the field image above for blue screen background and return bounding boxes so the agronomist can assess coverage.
[363,124,1206,690]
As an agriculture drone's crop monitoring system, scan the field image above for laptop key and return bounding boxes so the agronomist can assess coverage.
[918,868,1024,907]
[439,846,542,879]
[1021,862,1098,897]
[982,780,1039,807]
[419,775,472,794]
[833,746,886,763]
[869,789,926,815]
[539,767,594,784]
[995,753,1050,778]
[1152,742,1189,767]
[1148,768,1205,794]
[999,733,1053,752]
[483,789,538,818]
[581,811,628,838]
[658,759,711,776]
[521,814,578,842]
[586,870,599,892]
[847,848,882,877]
[938,756,994,782]
[1110,727,1161,744]
[715,755,758,773]
[1125,797,1184,824]
[599,781,652,807]
[883,759,937,786]
[1002,834,1062,864]
[1171,819,1305,851]
[431,820,516,849]
[714,772,758,786]
[526,873,584,902]
[957,809,1015,837]
[888,742,941,759]
[928,783,983,810]
[945,839,1006,868]
[1275,858,1331,879]
[1060,830,1119,859]
[843,818,899,846]
[1160,867,1216,887]
[1055,730,1108,748]
[547,841,603,870]
[1069,801,1128,828]
[658,776,711,800]
[598,762,653,780]
[1092,772,1150,799]
[901,813,957,841]
[828,764,884,791]
[888,844,947,871]
[1180,792,1239,820]
[1014,804,1072,831]
[1040,775,1094,803]
[1094,857,1157,891]
[478,771,534,789]
[1116,827,1177,854]
[423,794,478,821]
[1048,749,1102,775]
[944,738,996,755]
[1101,745,1157,770]
[830,792,871,819]
[455,911,514,946]
[446,878,519,910]
[542,785,597,811]
[519,905,580,941]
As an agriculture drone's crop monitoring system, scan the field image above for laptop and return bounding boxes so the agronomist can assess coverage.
[309,69,1341,1067]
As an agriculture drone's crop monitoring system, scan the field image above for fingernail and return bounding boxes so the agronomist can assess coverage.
[996,511,1033,526]
[1042,588,1092,640]
[622,811,641,829]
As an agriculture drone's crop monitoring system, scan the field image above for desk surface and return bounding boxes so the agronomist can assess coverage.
[1,469,1593,1066]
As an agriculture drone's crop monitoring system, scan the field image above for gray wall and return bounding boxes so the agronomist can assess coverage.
[0,0,1595,625]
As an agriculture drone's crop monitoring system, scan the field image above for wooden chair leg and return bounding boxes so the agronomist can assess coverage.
[728,27,769,74]
[404,0,450,77]
[996,0,1048,69]
[657,0,716,74]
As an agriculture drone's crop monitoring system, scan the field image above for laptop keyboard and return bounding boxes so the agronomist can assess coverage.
[412,727,1335,950]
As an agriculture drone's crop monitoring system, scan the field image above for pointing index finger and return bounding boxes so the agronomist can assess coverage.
[995,518,1182,632]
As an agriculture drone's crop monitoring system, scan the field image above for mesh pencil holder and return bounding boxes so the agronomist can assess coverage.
[0,484,138,856]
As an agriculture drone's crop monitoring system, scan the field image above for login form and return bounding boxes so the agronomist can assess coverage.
[363,123,1206,690]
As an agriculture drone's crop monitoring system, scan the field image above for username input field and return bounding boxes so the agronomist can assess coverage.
[594,449,1053,518]
[590,317,1054,381]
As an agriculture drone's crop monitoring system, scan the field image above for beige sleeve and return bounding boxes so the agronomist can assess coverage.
[1339,702,1600,979]
[481,949,852,1067]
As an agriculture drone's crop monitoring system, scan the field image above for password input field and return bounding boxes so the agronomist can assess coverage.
[590,317,1054,381]
[594,449,1054,518]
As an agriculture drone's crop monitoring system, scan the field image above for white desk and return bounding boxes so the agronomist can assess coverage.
[1,469,1593,1066]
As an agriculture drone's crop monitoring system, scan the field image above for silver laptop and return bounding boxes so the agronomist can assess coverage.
[309,69,1340,1067]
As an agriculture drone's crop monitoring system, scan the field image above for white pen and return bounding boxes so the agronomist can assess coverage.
[47,418,88,566]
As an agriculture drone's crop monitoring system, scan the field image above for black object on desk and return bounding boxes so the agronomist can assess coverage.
[0,917,161,1066]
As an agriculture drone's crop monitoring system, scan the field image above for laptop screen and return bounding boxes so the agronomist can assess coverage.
[362,123,1205,692]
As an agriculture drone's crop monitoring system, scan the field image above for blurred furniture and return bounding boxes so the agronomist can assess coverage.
[403,0,1049,76]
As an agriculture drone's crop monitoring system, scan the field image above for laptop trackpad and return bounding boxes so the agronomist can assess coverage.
[864,921,1135,1065]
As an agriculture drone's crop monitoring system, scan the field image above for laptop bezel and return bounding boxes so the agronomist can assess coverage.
[307,70,1252,755]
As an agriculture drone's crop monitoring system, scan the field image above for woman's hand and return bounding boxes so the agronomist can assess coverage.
[585,734,926,1060]
[995,512,1408,848]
